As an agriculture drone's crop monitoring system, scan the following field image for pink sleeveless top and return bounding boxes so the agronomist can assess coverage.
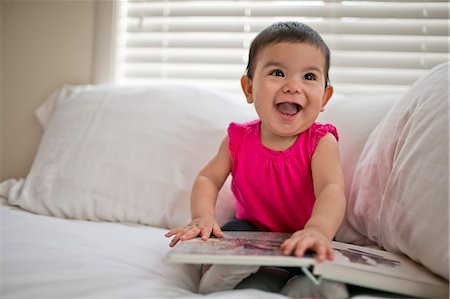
[228,119,338,233]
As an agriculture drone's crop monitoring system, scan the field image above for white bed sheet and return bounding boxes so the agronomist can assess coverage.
[0,199,287,299]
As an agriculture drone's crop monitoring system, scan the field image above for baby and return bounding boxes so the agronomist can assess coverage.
[166,21,347,298]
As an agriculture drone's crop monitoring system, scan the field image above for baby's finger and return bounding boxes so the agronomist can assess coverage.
[315,244,327,262]
[280,239,294,255]
[180,226,202,241]
[294,238,314,257]
[212,224,224,238]
[281,237,304,256]
[326,245,335,261]
[200,225,213,241]
[165,227,182,238]
[169,233,183,247]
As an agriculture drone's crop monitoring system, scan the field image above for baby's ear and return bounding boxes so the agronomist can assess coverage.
[320,85,334,112]
[240,75,253,103]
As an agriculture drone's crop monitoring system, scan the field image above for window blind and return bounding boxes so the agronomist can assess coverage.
[116,0,449,93]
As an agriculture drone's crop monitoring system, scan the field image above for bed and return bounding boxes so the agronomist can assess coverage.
[1,62,448,298]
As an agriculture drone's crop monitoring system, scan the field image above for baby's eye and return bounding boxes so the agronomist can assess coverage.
[270,70,284,77]
[304,73,317,81]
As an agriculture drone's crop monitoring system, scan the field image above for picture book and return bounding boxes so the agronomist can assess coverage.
[165,231,449,298]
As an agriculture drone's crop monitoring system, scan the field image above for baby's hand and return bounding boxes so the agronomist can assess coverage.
[164,216,224,247]
[279,227,334,262]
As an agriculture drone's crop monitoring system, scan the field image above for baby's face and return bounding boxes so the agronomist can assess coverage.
[243,42,332,145]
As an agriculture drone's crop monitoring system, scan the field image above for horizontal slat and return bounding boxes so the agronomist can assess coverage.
[125,48,245,64]
[124,33,450,53]
[330,84,409,94]
[126,17,449,36]
[336,0,448,2]
[128,0,449,3]
[329,68,428,85]
[322,35,449,53]
[127,2,448,19]
[331,52,447,69]
[251,3,448,19]
[124,63,241,79]
[118,77,244,92]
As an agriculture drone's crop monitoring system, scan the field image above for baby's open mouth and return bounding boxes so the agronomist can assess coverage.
[276,102,302,116]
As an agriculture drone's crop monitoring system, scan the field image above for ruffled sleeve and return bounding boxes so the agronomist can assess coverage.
[228,120,259,174]
[228,122,244,173]
[227,122,240,157]
[310,122,339,153]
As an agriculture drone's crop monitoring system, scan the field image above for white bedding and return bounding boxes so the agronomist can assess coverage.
[0,198,287,298]
[1,66,448,298]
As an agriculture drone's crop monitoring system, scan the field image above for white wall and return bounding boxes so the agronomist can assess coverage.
[1,1,100,180]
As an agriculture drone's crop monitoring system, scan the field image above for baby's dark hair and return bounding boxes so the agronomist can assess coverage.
[245,22,331,86]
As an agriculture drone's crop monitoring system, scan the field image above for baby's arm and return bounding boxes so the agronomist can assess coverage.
[165,136,232,247]
[280,133,346,261]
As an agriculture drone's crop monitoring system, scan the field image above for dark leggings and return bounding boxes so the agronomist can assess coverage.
[221,218,259,231]
[221,219,302,293]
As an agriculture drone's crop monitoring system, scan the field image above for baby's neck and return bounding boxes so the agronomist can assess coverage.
[260,129,298,151]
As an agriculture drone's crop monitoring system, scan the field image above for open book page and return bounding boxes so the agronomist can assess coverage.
[165,231,314,267]
[315,241,449,297]
[318,241,440,283]
[165,231,449,298]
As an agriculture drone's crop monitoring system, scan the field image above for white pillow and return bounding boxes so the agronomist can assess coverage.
[8,83,256,229]
[318,92,403,243]
[347,62,449,279]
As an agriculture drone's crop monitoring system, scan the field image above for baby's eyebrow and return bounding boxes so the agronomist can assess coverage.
[262,61,286,69]
[307,66,323,74]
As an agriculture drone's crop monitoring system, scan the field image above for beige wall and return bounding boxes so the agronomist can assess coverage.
[0,2,3,181]
[1,1,98,180]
